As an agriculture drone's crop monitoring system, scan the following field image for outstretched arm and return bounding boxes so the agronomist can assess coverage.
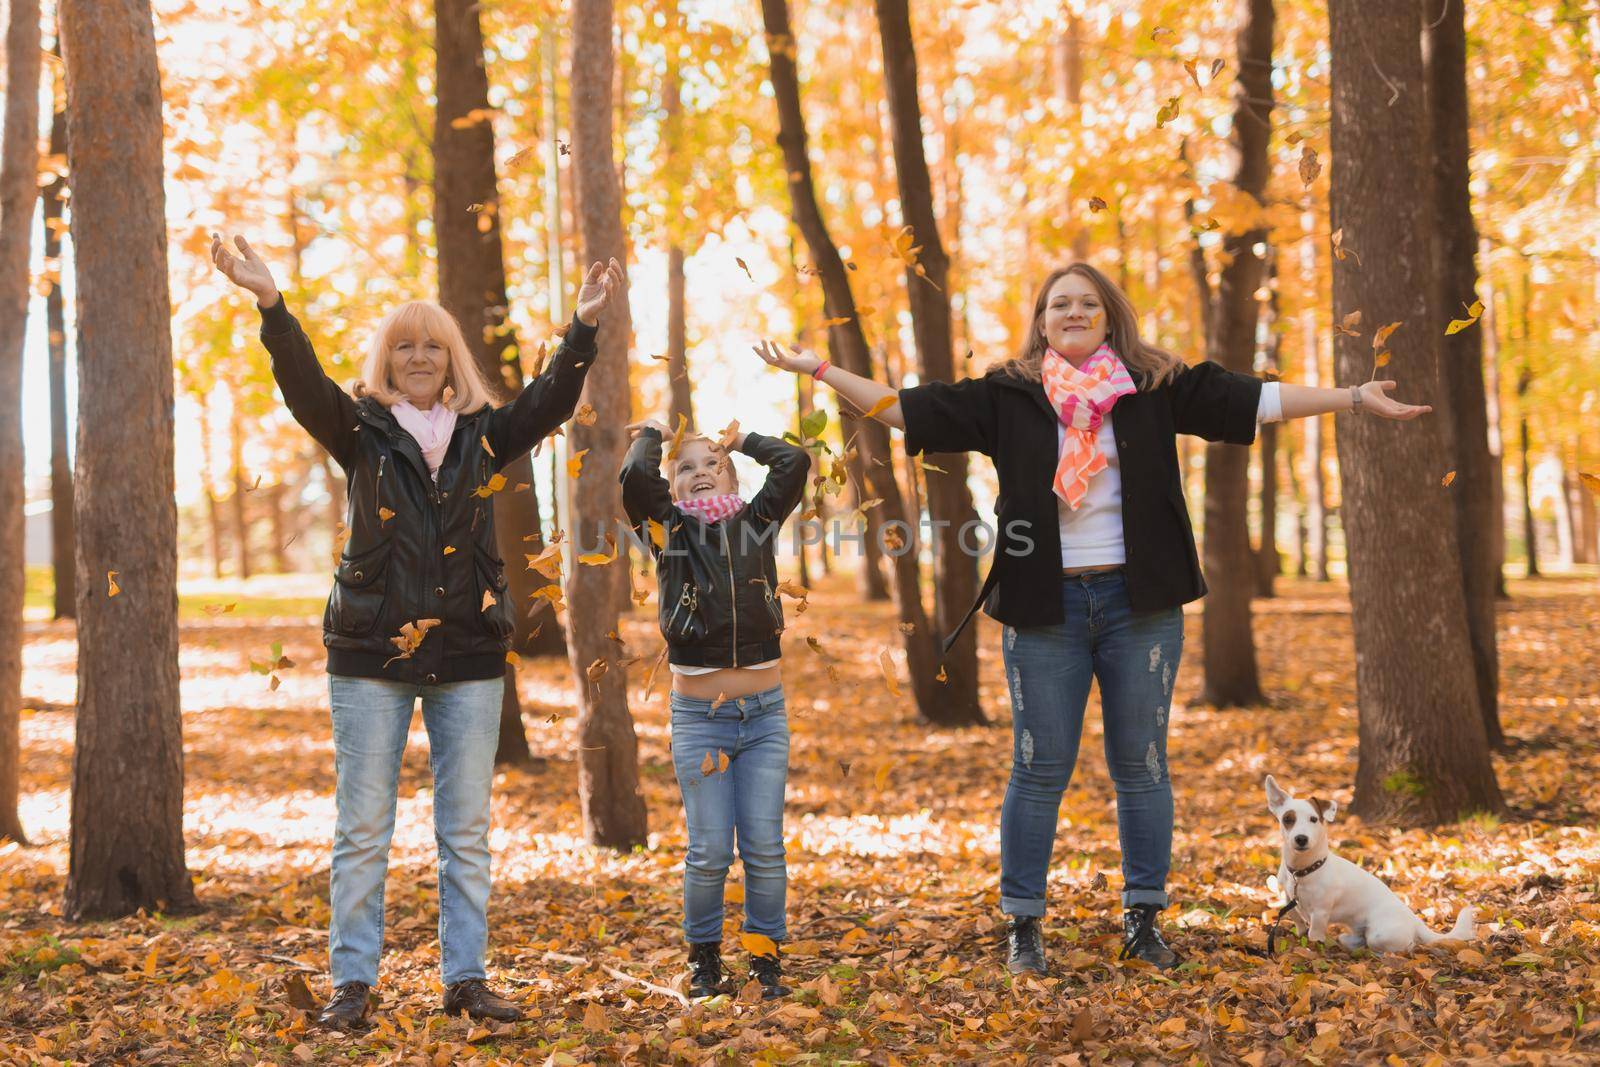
[752,339,904,430]
[1276,380,1431,421]
[213,233,359,468]
[485,258,624,466]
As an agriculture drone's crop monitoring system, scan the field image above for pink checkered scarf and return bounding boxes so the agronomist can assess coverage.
[674,493,747,525]
[1039,343,1137,510]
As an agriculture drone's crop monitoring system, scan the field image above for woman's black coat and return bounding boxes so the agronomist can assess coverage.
[896,360,1263,653]
[260,299,596,684]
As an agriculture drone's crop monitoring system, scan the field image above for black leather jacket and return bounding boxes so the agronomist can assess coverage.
[259,298,596,683]
[618,428,809,668]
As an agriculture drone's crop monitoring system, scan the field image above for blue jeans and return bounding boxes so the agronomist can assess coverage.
[669,685,789,945]
[998,572,1184,916]
[327,674,503,987]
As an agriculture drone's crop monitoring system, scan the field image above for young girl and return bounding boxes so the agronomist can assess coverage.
[619,418,809,999]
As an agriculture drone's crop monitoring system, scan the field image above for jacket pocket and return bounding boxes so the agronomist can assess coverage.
[759,576,784,636]
[473,543,514,642]
[663,580,703,641]
[330,539,393,637]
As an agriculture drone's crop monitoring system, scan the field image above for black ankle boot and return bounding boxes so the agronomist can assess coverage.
[1120,903,1180,969]
[687,942,724,999]
[748,948,790,999]
[1006,915,1047,975]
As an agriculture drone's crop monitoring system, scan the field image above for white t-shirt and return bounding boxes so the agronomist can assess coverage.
[671,659,780,676]
[1058,383,1282,568]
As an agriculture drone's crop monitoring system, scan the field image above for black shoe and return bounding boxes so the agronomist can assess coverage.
[316,981,372,1031]
[442,977,525,1022]
[687,941,724,999]
[748,950,791,999]
[1006,915,1047,975]
[1120,904,1181,970]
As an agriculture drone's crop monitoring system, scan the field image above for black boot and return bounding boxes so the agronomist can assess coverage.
[315,981,372,1031]
[748,948,791,999]
[687,942,724,999]
[442,978,525,1022]
[1120,904,1181,970]
[1006,915,1047,975]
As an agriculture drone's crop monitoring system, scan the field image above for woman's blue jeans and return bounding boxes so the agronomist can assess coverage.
[998,571,1184,916]
[669,685,790,945]
[327,674,502,987]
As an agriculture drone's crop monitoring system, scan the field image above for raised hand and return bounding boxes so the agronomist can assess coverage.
[751,339,822,376]
[1359,380,1432,420]
[575,258,625,326]
[625,418,671,441]
[211,233,279,306]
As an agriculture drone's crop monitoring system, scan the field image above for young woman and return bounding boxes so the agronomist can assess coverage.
[618,419,810,998]
[213,233,624,1028]
[754,262,1428,973]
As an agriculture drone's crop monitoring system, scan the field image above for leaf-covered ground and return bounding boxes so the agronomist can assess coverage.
[4,573,1600,1065]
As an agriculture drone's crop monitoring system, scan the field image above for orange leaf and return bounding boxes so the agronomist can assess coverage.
[378,506,395,523]
[567,448,589,480]
[1441,470,1457,487]
[862,395,898,420]
[107,571,120,597]
[741,932,778,956]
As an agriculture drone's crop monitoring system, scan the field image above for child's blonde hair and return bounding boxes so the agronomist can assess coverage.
[354,300,497,412]
[667,434,739,500]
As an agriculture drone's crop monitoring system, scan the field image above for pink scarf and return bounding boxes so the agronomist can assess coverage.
[1039,343,1136,510]
[674,493,747,525]
[391,400,458,482]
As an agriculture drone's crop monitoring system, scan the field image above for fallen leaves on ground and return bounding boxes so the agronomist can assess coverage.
[4,575,1600,1063]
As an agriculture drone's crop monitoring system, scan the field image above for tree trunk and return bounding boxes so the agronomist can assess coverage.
[434,0,563,766]
[198,398,224,579]
[43,35,75,621]
[873,0,983,725]
[230,416,251,579]
[1424,0,1501,748]
[1328,0,1502,824]
[760,0,946,724]
[568,0,646,848]
[1479,240,1507,597]
[1199,0,1272,708]
[0,0,43,846]
[661,63,695,434]
[1517,364,1538,577]
[61,0,196,915]
[1254,246,1281,598]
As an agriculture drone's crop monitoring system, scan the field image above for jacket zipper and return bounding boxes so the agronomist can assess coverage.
[667,581,696,637]
[722,524,738,665]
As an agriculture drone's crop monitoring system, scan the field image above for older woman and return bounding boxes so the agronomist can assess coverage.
[756,262,1428,975]
[212,234,622,1028]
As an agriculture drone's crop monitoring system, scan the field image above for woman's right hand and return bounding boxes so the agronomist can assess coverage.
[752,339,822,377]
[211,233,280,306]
[625,418,671,440]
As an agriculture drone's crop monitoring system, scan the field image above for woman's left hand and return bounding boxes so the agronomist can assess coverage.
[575,258,625,326]
[1360,380,1432,420]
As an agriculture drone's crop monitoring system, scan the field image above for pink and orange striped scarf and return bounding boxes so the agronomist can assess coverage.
[674,493,747,525]
[1040,343,1137,510]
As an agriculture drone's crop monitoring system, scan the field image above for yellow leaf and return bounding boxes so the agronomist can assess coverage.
[480,436,495,457]
[378,506,395,523]
[1441,470,1457,487]
[481,589,497,612]
[742,932,778,957]
[443,545,456,555]
[819,315,853,328]
[567,448,589,479]
[874,762,892,790]
[1372,321,1403,349]
[107,571,120,597]
[578,532,619,566]
[700,750,716,776]
[645,518,667,550]
[1374,351,1391,369]
[1158,1016,1187,1034]
[862,395,898,420]
[879,649,901,697]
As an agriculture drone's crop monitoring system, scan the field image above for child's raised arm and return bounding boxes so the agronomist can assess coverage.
[736,429,810,527]
[619,419,675,529]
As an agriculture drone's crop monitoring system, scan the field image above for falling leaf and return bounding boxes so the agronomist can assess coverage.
[700,750,717,776]
[575,402,597,426]
[586,658,608,684]
[472,473,509,499]
[526,543,563,579]
[443,546,456,556]
[718,750,731,774]
[480,436,495,457]
[1183,58,1201,88]
[578,533,619,566]
[1209,58,1225,80]
[1088,196,1107,213]
[481,589,497,612]
[505,650,521,667]
[1373,321,1402,350]
[1330,227,1361,264]
[107,571,120,597]
[1442,471,1457,487]
[449,107,496,130]
[862,395,898,420]
[1298,145,1320,187]
[736,256,754,281]
[1374,351,1391,368]
[1156,96,1181,128]
[505,145,534,169]
[384,618,442,666]
[718,419,742,452]
[645,518,667,551]
[202,603,236,618]
[936,664,948,683]
[378,506,395,523]
[1445,299,1486,335]
[1150,26,1174,41]
[567,449,589,480]
[819,315,853,328]
[1335,310,1363,337]
[879,649,902,697]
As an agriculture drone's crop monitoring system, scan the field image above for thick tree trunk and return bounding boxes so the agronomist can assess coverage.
[1300,215,1330,581]
[434,0,562,767]
[1517,365,1539,577]
[0,0,43,846]
[760,0,945,723]
[61,0,196,915]
[1254,248,1282,598]
[661,64,695,434]
[1328,0,1502,824]
[1479,241,1508,597]
[873,0,984,725]
[568,0,646,848]
[43,38,75,621]
[1424,1,1501,748]
[1199,0,1272,707]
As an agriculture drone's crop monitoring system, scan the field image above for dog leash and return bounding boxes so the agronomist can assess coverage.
[1265,857,1326,957]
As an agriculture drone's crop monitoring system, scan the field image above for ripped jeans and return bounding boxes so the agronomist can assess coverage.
[998,571,1184,916]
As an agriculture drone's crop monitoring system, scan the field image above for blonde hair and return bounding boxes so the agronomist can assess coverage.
[353,300,497,413]
[998,262,1182,390]
[666,433,739,500]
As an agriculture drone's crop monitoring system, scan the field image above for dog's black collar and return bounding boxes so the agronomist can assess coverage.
[1289,857,1326,880]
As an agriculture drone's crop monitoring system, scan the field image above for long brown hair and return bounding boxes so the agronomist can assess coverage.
[997,262,1181,390]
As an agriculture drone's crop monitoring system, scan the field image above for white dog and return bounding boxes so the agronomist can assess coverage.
[1264,775,1477,952]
